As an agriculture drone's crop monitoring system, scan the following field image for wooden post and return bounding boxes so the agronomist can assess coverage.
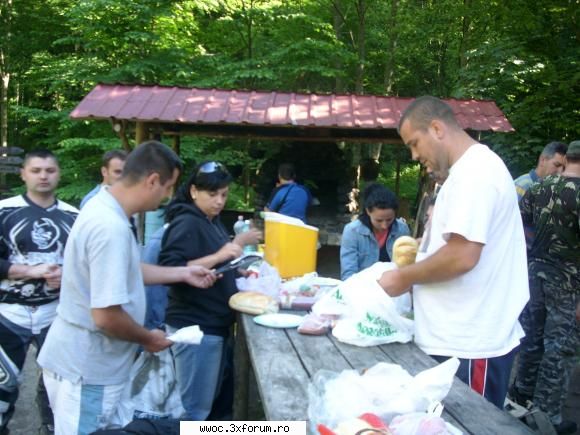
[172,135,181,155]
[135,121,148,146]
[135,122,149,244]
[111,119,131,152]
[395,149,401,196]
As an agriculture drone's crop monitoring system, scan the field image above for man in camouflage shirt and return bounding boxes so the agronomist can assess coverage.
[510,140,580,435]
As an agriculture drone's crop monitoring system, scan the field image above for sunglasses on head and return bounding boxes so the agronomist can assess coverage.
[197,161,226,176]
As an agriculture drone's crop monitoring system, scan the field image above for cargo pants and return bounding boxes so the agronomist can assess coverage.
[513,271,580,425]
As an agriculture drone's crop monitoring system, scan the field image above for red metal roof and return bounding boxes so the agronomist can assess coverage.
[70,84,514,132]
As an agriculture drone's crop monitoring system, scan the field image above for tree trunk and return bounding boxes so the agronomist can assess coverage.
[0,0,13,150]
[354,0,366,94]
[244,141,251,205]
[459,0,471,69]
[240,0,254,89]
[437,38,448,95]
[0,70,8,150]
[384,0,398,94]
[395,150,401,196]
[332,0,345,93]
[246,0,253,60]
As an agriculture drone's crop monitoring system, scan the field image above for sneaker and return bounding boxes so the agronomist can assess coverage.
[553,420,577,435]
[504,397,530,419]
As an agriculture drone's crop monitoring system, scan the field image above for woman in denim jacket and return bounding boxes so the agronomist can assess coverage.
[340,183,410,280]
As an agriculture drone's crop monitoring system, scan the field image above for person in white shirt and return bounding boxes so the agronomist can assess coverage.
[38,141,216,435]
[80,149,127,209]
[377,96,529,408]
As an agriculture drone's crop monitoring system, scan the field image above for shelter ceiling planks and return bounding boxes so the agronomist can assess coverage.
[150,122,405,144]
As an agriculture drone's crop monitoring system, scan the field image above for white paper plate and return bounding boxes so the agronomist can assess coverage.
[312,277,342,286]
[253,313,304,329]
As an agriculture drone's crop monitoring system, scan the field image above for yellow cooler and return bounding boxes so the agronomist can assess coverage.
[263,212,319,278]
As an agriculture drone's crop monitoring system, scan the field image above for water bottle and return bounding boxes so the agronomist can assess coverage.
[242,219,258,254]
[234,216,257,254]
[233,215,245,236]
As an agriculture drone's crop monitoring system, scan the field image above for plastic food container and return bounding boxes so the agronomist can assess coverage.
[263,212,319,279]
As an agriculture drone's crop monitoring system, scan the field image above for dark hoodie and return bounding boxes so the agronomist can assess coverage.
[159,202,237,336]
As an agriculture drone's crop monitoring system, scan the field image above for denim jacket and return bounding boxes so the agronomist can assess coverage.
[340,217,411,280]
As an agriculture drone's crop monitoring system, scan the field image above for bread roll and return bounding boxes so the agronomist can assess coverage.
[228,291,279,315]
[392,235,419,267]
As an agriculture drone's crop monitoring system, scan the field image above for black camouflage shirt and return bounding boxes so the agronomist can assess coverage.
[520,174,580,293]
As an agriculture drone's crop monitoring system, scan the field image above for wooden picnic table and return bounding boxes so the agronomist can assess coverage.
[233,311,535,435]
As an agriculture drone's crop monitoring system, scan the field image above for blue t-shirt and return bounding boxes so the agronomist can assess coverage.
[267,182,311,222]
[142,225,168,330]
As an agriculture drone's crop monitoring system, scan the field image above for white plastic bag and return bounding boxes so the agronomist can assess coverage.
[390,412,463,435]
[307,358,460,431]
[235,261,281,300]
[111,348,184,426]
[278,273,341,309]
[313,262,413,346]
[279,272,318,294]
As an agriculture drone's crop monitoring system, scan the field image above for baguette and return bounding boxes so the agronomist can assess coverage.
[229,291,279,315]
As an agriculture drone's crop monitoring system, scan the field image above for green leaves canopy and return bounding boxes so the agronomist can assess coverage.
[1,0,578,206]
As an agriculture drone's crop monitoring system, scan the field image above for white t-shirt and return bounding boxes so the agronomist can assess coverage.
[38,188,145,385]
[414,144,529,359]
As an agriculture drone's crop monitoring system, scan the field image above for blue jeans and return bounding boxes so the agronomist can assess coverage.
[166,326,228,421]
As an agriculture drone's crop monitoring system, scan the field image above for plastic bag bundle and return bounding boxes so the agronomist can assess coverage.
[111,348,184,426]
[390,412,462,435]
[312,262,413,347]
[235,261,281,300]
[307,358,460,431]
[279,273,341,310]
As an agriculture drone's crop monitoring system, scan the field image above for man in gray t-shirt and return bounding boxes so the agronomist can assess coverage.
[38,141,216,435]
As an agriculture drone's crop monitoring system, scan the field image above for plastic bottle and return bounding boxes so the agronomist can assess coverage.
[234,216,257,254]
[233,215,245,236]
[242,219,258,254]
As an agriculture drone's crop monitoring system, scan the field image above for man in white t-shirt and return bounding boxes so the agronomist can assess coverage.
[37,141,216,435]
[377,96,529,408]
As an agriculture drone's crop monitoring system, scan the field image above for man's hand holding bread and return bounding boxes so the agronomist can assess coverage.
[377,236,419,297]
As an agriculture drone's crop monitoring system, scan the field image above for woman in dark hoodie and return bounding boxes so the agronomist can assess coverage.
[159,161,260,421]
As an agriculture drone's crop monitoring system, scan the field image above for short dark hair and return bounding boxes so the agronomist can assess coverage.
[102,149,127,168]
[122,140,182,185]
[278,163,296,181]
[398,96,459,133]
[23,149,59,166]
[540,141,567,159]
[362,182,399,212]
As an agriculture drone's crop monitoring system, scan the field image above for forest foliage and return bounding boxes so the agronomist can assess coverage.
[0,0,578,208]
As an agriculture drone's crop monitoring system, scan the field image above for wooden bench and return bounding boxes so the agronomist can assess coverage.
[234,312,535,434]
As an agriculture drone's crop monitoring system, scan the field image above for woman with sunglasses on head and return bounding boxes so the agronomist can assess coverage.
[340,182,411,280]
[158,161,261,421]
